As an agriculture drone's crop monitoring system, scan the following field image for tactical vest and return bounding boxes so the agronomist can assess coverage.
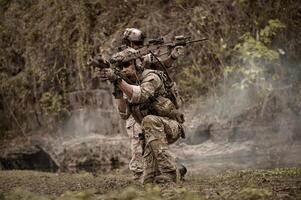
[129,70,184,124]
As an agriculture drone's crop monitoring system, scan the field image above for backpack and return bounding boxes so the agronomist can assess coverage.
[151,70,183,109]
[137,70,185,123]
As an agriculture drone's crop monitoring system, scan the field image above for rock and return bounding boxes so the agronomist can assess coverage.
[0,134,131,173]
[51,134,131,172]
[0,139,58,172]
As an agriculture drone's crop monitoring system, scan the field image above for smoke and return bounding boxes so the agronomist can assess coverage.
[180,59,301,173]
[34,89,130,172]
[59,89,125,137]
[61,108,107,135]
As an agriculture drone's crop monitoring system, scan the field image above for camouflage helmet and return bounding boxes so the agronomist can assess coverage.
[122,28,145,43]
[109,47,143,70]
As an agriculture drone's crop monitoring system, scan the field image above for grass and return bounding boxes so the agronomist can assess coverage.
[0,168,301,199]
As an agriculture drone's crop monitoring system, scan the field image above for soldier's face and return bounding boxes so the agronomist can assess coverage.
[130,41,143,49]
[121,63,137,82]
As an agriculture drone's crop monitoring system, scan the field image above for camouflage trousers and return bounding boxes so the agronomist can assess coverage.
[141,115,183,184]
[126,116,143,175]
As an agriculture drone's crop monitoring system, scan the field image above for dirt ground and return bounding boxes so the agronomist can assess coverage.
[0,168,301,200]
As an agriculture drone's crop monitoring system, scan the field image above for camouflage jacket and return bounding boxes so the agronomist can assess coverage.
[119,69,164,121]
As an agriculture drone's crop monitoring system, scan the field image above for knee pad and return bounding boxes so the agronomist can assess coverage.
[141,115,157,128]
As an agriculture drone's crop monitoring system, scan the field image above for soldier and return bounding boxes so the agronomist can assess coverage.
[100,47,185,184]
[120,28,185,181]
[120,28,145,180]
[122,28,184,70]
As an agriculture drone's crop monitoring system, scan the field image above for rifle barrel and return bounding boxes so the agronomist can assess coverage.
[186,38,208,44]
[135,37,208,58]
[161,38,208,47]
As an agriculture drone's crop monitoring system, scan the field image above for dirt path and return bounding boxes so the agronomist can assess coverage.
[0,168,301,199]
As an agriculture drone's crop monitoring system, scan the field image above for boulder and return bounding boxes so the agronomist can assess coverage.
[0,134,131,173]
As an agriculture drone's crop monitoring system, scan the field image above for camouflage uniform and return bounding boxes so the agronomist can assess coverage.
[125,115,143,176]
[122,28,147,178]
[122,28,175,179]
[119,69,184,183]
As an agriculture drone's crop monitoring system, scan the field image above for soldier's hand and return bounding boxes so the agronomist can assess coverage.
[87,54,110,69]
[87,55,101,66]
[112,83,123,99]
[171,46,184,59]
[94,68,103,80]
[100,68,118,82]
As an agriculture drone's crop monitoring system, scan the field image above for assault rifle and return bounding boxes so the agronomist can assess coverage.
[87,35,207,95]
[87,54,110,69]
[111,35,208,65]
[88,35,207,69]
[87,54,129,98]
[87,54,126,82]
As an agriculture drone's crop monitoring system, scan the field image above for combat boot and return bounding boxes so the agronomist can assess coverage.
[132,172,143,181]
[176,164,187,181]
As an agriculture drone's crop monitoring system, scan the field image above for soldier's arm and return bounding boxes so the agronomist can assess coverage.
[116,96,130,120]
[163,46,184,67]
[119,80,134,98]
[143,46,183,69]
[118,73,162,104]
[162,56,176,68]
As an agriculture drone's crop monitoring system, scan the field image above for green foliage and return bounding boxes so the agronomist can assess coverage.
[191,6,219,29]
[213,168,301,186]
[174,0,188,6]
[0,0,10,8]
[101,184,202,200]
[260,20,286,44]
[0,0,300,136]
[232,0,251,7]
[4,188,51,200]
[40,92,64,116]
[238,187,272,200]
[235,32,280,62]
[0,72,9,91]
[58,190,98,200]
[227,20,285,93]
[0,0,89,134]
[234,0,247,4]
[178,65,207,98]
[251,167,301,177]
[3,185,203,200]
[1,168,300,200]
[39,91,69,131]
[204,167,301,199]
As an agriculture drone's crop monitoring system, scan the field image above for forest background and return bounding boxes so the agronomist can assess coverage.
[0,0,300,137]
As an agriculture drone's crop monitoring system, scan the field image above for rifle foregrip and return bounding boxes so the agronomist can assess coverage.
[175,41,188,46]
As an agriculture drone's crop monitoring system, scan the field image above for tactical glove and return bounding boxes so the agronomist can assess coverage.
[171,46,184,59]
[87,54,109,68]
[112,83,123,99]
[99,68,118,82]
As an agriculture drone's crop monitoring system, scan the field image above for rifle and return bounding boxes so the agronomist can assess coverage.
[87,54,110,70]
[87,35,207,92]
[87,54,127,82]
[143,35,207,48]
[111,35,208,65]
[86,54,131,99]
[89,35,207,69]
